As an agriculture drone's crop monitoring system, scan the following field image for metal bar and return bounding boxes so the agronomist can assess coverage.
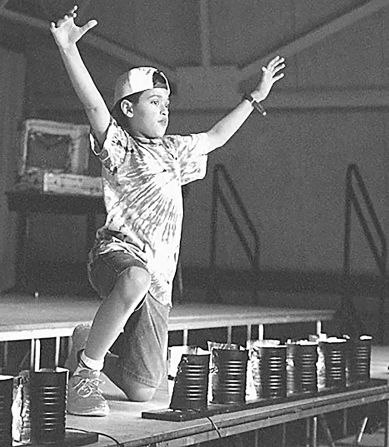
[54,336,61,367]
[246,325,252,349]
[227,326,232,344]
[305,418,310,447]
[30,339,35,370]
[209,164,261,303]
[354,416,368,446]
[34,338,41,371]
[258,324,264,341]
[343,163,388,342]
[316,320,322,335]
[281,423,287,447]
[209,167,219,300]
[311,416,318,447]
[350,165,387,264]
[343,168,353,301]
[216,165,261,242]
[218,190,255,264]
[182,330,188,346]
[343,408,348,437]
[351,192,385,273]
[254,429,259,447]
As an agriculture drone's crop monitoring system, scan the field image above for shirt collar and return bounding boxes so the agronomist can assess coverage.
[133,135,162,145]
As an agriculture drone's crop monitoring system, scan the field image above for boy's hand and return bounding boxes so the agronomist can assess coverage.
[50,5,97,51]
[251,56,285,102]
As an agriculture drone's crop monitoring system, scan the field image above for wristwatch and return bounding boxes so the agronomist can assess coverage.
[242,93,267,116]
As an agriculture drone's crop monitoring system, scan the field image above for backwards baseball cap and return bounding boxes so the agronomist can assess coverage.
[113,66,170,105]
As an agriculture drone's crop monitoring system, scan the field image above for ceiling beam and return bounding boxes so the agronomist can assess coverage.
[0,7,176,79]
[1,0,386,84]
[32,88,389,112]
[1,0,387,107]
[241,0,389,79]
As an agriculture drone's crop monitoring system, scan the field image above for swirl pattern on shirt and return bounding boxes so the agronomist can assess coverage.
[89,118,210,305]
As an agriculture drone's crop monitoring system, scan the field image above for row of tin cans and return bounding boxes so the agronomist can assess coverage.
[169,335,372,411]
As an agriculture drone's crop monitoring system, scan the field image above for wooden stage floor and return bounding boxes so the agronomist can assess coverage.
[0,291,336,342]
[64,346,389,447]
[1,291,385,447]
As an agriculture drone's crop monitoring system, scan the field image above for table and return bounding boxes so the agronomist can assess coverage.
[6,190,105,291]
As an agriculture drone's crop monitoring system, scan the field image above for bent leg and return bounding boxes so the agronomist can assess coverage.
[104,355,157,402]
[84,264,151,363]
[104,293,170,402]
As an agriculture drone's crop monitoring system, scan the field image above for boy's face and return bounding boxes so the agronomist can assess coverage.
[127,88,170,138]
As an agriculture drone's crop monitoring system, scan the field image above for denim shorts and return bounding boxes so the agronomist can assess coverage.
[88,251,170,388]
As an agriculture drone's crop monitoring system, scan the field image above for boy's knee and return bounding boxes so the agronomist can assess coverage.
[114,266,151,305]
[122,383,156,402]
[103,357,158,402]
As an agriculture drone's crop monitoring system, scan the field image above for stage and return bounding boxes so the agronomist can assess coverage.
[0,291,335,370]
[65,370,389,447]
[67,346,389,447]
[2,292,387,446]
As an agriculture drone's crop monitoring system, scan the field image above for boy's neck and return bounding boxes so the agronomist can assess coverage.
[132,134,162,144]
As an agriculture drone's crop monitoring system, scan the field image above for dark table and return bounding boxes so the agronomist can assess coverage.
[6,189,105,292]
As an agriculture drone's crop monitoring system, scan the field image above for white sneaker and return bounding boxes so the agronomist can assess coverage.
[67,368,109,417]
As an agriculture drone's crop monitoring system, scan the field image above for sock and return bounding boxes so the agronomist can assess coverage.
[74,351,104,375]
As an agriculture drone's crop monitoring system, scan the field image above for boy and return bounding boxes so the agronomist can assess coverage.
[50,5,285,416]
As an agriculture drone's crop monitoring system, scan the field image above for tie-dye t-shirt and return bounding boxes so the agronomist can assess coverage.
[89,117,210,306]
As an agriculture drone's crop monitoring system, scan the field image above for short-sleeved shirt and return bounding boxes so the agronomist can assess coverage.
[89,117,210,306]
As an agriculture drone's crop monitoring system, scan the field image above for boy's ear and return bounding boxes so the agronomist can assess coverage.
[120,99,134,117]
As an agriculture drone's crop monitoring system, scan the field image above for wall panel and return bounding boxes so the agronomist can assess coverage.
[173,106,388,276]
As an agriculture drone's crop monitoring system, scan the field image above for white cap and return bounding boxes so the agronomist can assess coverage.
[113,66,170,105]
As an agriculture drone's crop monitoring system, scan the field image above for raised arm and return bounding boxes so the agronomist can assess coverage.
[205,56,285,153]
[50,5,110,144]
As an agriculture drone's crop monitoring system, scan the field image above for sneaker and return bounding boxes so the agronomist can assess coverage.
[65,324,91,374]
[67,368,109,417]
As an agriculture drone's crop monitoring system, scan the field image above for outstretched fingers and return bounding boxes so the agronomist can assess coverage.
[262,56,285,82]
[267,55,283,70]
[272,72,285,83]
[265,57,285,72]
[50,12,76,31]
[80,19,98,34]
[272,62,285,80]
[49,3,97,41]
